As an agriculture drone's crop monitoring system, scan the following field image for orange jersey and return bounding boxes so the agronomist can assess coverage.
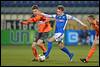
[91,20,99,36]
[27,15,51,33]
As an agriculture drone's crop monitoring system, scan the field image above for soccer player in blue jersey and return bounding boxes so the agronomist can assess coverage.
[40,5,87,62]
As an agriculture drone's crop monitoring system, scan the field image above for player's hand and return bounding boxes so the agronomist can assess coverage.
[83,25,88,30]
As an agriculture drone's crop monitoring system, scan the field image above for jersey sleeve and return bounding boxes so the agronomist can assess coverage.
[66,14,87,26]
[27,15,42,23]
[66,14,75,20]
[41,13,56,18]
[30,15,42,22]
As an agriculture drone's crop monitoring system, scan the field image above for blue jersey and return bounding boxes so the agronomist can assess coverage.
[42,13,86,34]
[55,14,67,33]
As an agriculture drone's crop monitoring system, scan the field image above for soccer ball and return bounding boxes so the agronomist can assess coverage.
[39,55,45,62]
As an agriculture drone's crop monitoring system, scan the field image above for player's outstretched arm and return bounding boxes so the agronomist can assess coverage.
[21,15,42,25]
[41,13,56,18]
[67,14,88,27]
[21,18,34,25]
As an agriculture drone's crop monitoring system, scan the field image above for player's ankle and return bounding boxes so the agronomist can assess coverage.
[36,57,39,60]
[86,58,88,62]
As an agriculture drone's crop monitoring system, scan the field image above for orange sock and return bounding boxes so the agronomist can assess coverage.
[39,43,47,53]
[86,47,96,61]
[32,46,39,60]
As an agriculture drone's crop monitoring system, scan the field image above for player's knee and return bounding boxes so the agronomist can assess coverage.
[95,39,99,44]
[32,42,36,47]
[93,40,97,44]
[47,38,52,42]
[58,43,64,49]
[37,39,43,45]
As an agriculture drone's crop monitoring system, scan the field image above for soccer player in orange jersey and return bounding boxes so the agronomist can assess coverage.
[80,15,99,63]
[22,5,52,61]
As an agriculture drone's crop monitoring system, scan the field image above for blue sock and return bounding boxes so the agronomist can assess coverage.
[61,47,71,57]
[45,41,52,57]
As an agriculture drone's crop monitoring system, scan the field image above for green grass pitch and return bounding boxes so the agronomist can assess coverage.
[1,45,99,66]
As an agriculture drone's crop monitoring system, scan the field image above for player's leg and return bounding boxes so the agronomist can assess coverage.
[55,33,74,61]
[37,32,51,55]
[37,39,47,54]
[32,42,39,61]
[44,36,55,58]
[32,33,41,61]
[36,33,46,53]
[58,41,74,61]
[80,35,98,63]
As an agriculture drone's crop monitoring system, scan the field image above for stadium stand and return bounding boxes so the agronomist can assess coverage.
[1,1,99,14]
[1,1,99,7]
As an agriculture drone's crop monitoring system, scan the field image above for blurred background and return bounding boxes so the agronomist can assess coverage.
[1,1,99,46]
[1,1,99,66]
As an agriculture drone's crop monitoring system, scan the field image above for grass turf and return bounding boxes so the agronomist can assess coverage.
[1,45,99,66]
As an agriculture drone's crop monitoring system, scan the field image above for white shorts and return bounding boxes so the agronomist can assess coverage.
[53,33,64,42]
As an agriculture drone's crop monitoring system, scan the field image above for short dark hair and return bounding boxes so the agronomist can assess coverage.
[57,5,64,11]
[32,5,39,10]
[88,15,95,19]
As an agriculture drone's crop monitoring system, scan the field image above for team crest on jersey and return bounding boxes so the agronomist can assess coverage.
[63,16,65,18]
[59,17,62,18]
[56,19,65,22]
